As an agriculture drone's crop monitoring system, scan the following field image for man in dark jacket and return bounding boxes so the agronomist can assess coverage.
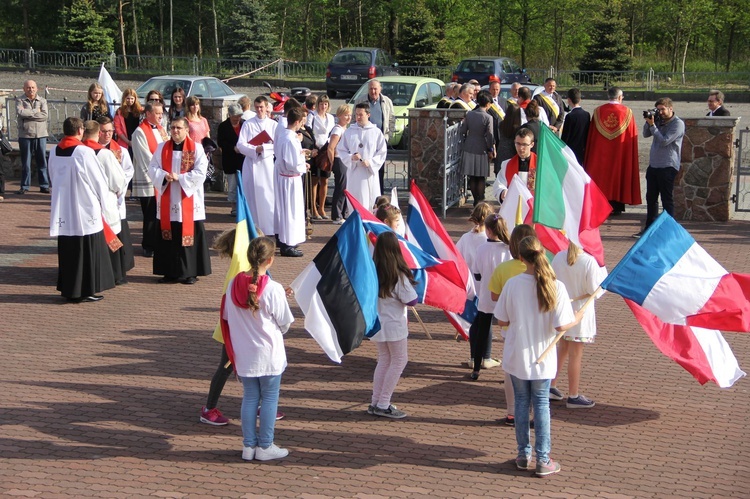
[217,104,245,216]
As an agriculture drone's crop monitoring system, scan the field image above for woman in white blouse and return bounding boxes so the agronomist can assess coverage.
[307,95,335,219]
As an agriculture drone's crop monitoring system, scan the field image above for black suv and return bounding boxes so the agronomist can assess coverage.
[451,57,531,86]
[326,47,399,98]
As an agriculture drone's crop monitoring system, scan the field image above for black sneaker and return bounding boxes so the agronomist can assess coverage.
[632,230,644,239]
[16,188,28,195]
[40,187,50,193]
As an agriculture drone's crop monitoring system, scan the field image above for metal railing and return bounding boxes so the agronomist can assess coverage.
[735,128,750,212]
[442,118,464,217]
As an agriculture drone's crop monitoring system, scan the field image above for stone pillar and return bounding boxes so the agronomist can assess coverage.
[675,116,741,221]
[408,108,466,208]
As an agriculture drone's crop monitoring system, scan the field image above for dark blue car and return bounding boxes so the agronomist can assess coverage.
[326,48,399,98]
[451,57,531,86]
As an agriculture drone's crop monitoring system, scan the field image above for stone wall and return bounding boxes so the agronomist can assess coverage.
[408,108,466,208]
[675,116,741,221]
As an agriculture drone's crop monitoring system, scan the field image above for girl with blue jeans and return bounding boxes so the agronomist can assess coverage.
[494,235,581,476]
[220,236,294,461]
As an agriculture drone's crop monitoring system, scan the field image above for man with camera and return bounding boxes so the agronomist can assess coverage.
[635,98,685,238]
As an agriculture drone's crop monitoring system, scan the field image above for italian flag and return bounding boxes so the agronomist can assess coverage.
[533,125,612,265]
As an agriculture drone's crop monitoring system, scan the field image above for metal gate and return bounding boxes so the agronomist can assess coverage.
[734,128,750,212]
[441,121,464,217]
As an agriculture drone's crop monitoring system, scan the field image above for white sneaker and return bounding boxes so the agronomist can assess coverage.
[242,446,255,461]
[255,443,289,461]
[482,358,501,369]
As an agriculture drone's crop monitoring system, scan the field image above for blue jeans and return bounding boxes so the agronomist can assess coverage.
[19,137,49,190]
[240,374,282,448]
[510,375,552,463]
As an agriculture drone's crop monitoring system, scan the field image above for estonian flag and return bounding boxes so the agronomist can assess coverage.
[291,211,380,363]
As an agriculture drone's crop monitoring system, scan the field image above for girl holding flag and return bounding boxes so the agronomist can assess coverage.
[368,231,418,419]
[220,236,294,461]
[494,235,581,476]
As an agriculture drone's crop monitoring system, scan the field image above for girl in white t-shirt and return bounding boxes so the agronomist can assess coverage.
[456,202,494,274]
[469,213,512,380]
[221,236,294,462]
[550,242,607,409]
[494,235,580,477]
[369,231,418,419]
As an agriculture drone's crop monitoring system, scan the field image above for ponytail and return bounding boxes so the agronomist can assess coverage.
[518,236,557,312]
[566,241,581,266]
[485,213,510,244]
[245,236,276,313]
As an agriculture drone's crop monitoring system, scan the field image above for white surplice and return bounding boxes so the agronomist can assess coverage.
[92,147,126,234]
[273,128,308,246]
[148,141,208,222]
[49,145,109,237]
[336,122,387,210]
[237,116,277,236]
[131,125,165,197]
[107,143,134,220]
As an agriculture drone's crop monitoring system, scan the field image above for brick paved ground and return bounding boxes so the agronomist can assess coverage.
[1,180,748,498]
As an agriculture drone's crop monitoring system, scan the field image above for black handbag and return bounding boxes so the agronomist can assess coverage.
[0,130,12,155]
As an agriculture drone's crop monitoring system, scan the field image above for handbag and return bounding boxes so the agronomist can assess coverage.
[0,130,12,155]
[315,141,332,172]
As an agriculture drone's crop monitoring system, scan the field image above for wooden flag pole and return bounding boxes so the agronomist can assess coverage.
[411,306,433,339]
[535,286,601,364]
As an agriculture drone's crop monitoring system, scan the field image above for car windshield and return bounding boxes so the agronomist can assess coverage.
[331,51,371,65]
[351,82,416,107]
[457,60,494,74]
[136,79,193,99]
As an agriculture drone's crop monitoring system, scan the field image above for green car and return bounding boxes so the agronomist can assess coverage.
[349,76,446,147]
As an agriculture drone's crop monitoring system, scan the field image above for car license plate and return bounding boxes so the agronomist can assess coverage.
[341,75,357,80]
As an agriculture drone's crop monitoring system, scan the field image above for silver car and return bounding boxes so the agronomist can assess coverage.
[136,75,245,106]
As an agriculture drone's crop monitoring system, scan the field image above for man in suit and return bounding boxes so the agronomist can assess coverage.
[533,78,566,133]
[560,88,589,165]
[488,78,507,114]
[707,90,730,116]
[217,104,245,216]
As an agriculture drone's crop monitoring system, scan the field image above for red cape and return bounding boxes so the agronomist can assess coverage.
[583,103,641,205]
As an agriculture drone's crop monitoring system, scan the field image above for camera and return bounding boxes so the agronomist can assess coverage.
[643,108,660,119]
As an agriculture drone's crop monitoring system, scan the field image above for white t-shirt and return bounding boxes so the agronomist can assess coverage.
[223,277,294,377]
[456,230,487,274]
[551,251,607,340]
[474,240,512,313]
[494,274,575,380]
[371,275,418,342]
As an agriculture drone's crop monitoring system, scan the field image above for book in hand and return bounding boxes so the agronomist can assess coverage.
[249,130,273,146]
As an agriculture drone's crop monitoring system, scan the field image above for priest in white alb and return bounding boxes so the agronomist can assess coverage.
[148,117,212,285]
[336,102,387,211]
[49,117,115,302]
[236,95,277,237]
[273,107,308,257]
[82,120,129,285]
[98,116,135,283]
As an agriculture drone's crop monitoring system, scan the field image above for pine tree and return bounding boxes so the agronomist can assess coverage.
[222,0,280,60]
[56,0,115,53]
[398,1,448,66]
[578,7,631,73]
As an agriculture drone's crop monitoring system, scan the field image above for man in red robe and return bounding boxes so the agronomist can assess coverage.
[584,87,641,215]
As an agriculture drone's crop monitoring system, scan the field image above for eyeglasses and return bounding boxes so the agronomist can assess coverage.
[100,129,114,134]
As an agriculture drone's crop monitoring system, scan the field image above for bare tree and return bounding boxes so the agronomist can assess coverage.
[131,0,141,63]
[119,0,128,70]
[212,0,220,59]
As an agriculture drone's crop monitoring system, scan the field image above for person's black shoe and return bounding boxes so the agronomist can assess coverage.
[182,276,197,285]
[143,249,154,257]
[632,230,644,239]
[16,189,28,195]
[281,247,304,257]
[158,276,179,284]
[81,295,104,302]
[115,278,128,286]
[40,187,50,193]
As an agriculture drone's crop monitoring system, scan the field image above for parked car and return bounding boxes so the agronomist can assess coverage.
[326,47,399,98]
[451,57,531,86]
[479,83,543,101]
[349,76,445,147]
[136,76,245,107]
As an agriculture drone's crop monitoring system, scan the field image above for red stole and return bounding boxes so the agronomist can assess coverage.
[160,138,196,246]
[105,140,123,163]
[505,153,538,192]
[77,138,123,251]
[138,121,167,154]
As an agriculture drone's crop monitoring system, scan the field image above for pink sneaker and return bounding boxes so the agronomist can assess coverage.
[257,408,286,420]
[200,406,229,426]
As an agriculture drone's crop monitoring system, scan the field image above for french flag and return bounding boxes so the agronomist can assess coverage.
[290,211,380,363]
[601,213,747,387]
[404,180,476,339]
[601,213,750,331]
[345,192,466,314]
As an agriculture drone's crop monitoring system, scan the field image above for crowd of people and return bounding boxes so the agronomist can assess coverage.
[9,75,728,474]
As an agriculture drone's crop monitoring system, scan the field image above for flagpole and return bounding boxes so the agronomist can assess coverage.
[411,307,433,339]
[535,285,601,364]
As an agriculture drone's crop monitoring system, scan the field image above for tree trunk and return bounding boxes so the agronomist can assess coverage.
[212,0,220,59]
[303,1,312,61]
[21,0,31,49]
[725,22,735,72]
[279,6,287,52]
[337,0,343,48]
[680,37,689,84]
[388,1,398,55]
[170,0,174,71]
[197,0,203,58]
[520,11,529,68]
[357,0,364,46]
[119,0,128,70]
[131,0,141,61]
[159,0,164,57]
